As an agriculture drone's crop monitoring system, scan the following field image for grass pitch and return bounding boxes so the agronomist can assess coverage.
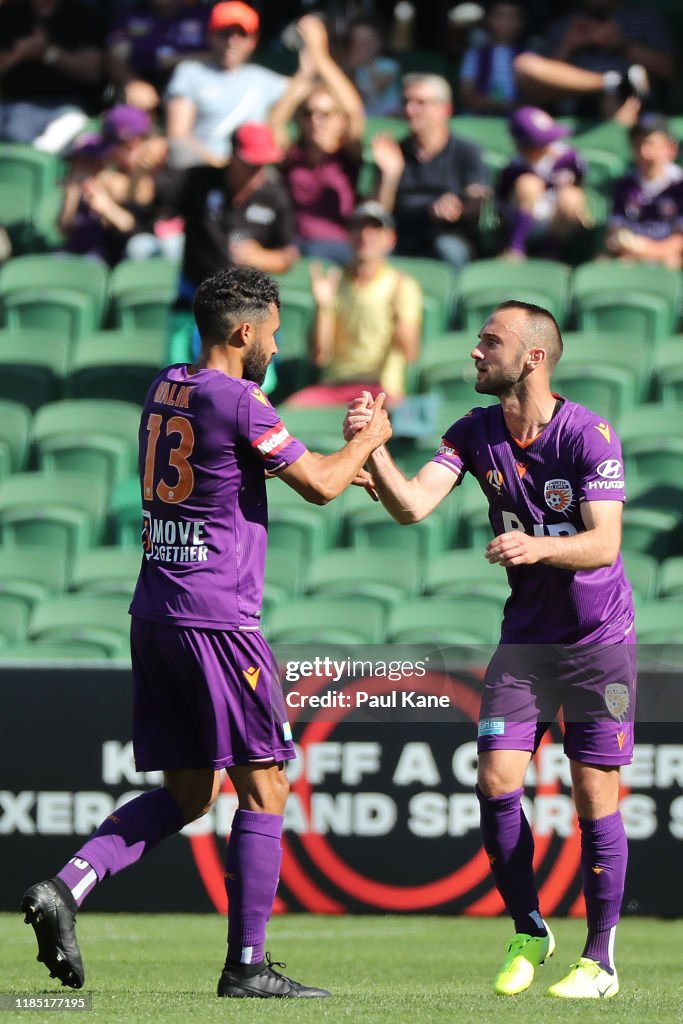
[2,914,682,1023]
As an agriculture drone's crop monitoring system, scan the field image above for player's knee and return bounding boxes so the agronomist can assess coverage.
[476,765,517,799]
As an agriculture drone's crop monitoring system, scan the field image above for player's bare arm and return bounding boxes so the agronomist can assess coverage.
[365,447,459,523]
[277,395,392,504]
[486,499,622,569]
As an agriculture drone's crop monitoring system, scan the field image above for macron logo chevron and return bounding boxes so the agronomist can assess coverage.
[242,666,261,690]
[595,422,611,443]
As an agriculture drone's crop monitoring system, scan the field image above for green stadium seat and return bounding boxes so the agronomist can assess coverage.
[267,506,331,559]
[0,399,31,473]
[419,360,502,413]
[386,595,501,644]
[0,594,29,644]
[348,502,450,560]
[621,507,682,560]
[0,545,67,612]
[0,255,109,340]
[266,595,386,644]
[69,334,165,404]
[572,262,682,340]
[267,478,343,547]
[572,119,632,164]
[561,332,650,401]
[423,550,510,601]
[0,184,33,230]
[0,331,69,411]
[618,404,679,445]
[264,549,306,604]
[109,477,141,548]
[32,399,141,486]
[0,471,108,558]
[280,405,346,446]
[623,436,683,487]
[457,259,571,331]
[450,115,514,158]
[658,557,683,599]
[633,599,683,643]
[575,147,628,191]
[272,287,316,397]
[70,547,141,597]
[363,116,407,147]
[652,359,683,406]
[0,640,114,661]
[305,549,421,610]
[29,595,132,657]
[0,145,61,215]
[551,363,639,422]
[621,550,659,603]
[109,258,178,332]
[389,257,458,338]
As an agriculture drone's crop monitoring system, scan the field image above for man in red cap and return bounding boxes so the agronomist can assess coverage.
[156,120,298,363]
[165,1,289,168]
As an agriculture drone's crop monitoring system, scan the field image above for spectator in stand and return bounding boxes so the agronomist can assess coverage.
[372,73,490,270]
[286,201,421,408]
[164,1,288,168]
[606,113,683,271]
[514,0,673,117]
[460,0,525,115]
[342,16,402,117]
[268,14,364,265]
[156,121,298,363]
[106,0,210,114]
[0,0,104,153]
[498,105,589,260]
[59,105,174,265]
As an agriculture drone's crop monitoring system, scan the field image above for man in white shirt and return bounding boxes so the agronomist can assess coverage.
[165,1,287,168]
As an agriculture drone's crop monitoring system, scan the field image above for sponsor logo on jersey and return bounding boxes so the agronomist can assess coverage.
[597,459,622,479]
[594,421,611,443]
[253,423,291,458]
[485,468,504,493]
[478,718,505,736]
[616,730,626,751]
[543,478,574,513]
[605,683,630,722]
[251,387,269,407]
[515,461,528,478]
[242,666,261,690]
[141,513,209,563]
[588,479,623,491]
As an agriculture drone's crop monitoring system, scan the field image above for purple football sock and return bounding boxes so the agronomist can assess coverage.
[508,210,534,255]
[57,788,185,906]
[476,785,545,936]
[580,811,627,973]
[225,810,283,966]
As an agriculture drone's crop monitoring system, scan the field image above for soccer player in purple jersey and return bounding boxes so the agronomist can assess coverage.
[20,265,392,999]
[344,300,635,999]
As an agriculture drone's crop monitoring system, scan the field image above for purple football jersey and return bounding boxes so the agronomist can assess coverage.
[609,163,683,240]
[432,400,634,644]
[498,144,586,204]
[129,364,306,630]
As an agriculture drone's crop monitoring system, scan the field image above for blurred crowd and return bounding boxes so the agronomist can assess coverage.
[1,0,682,399]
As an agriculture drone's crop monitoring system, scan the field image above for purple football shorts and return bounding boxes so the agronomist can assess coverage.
[477,640,637,766]
[130,617,296,771]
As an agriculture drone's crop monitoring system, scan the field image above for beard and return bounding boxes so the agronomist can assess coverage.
[474,352,527,396]
[242,344,271,386]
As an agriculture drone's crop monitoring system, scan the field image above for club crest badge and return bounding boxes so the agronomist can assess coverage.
[605,683,630,722]
[544,478,573,513]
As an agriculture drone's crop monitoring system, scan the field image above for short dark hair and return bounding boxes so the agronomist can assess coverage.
[192,266,280,345]
[494,299,563,369]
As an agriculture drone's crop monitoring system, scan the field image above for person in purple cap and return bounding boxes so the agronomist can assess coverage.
[20,264,392,998]
[344,299,635,999]
[606,112,683,269]
[498,106,589,260]
[59,105,170,265]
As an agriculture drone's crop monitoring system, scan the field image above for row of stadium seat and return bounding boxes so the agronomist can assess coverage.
[0,461,679,566]
[1,583,681,663]
[2,255,683,346]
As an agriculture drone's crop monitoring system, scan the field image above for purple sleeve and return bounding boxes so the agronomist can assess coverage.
[430,415,472,477]
[576,417,626,503]
[237,384,306,472]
